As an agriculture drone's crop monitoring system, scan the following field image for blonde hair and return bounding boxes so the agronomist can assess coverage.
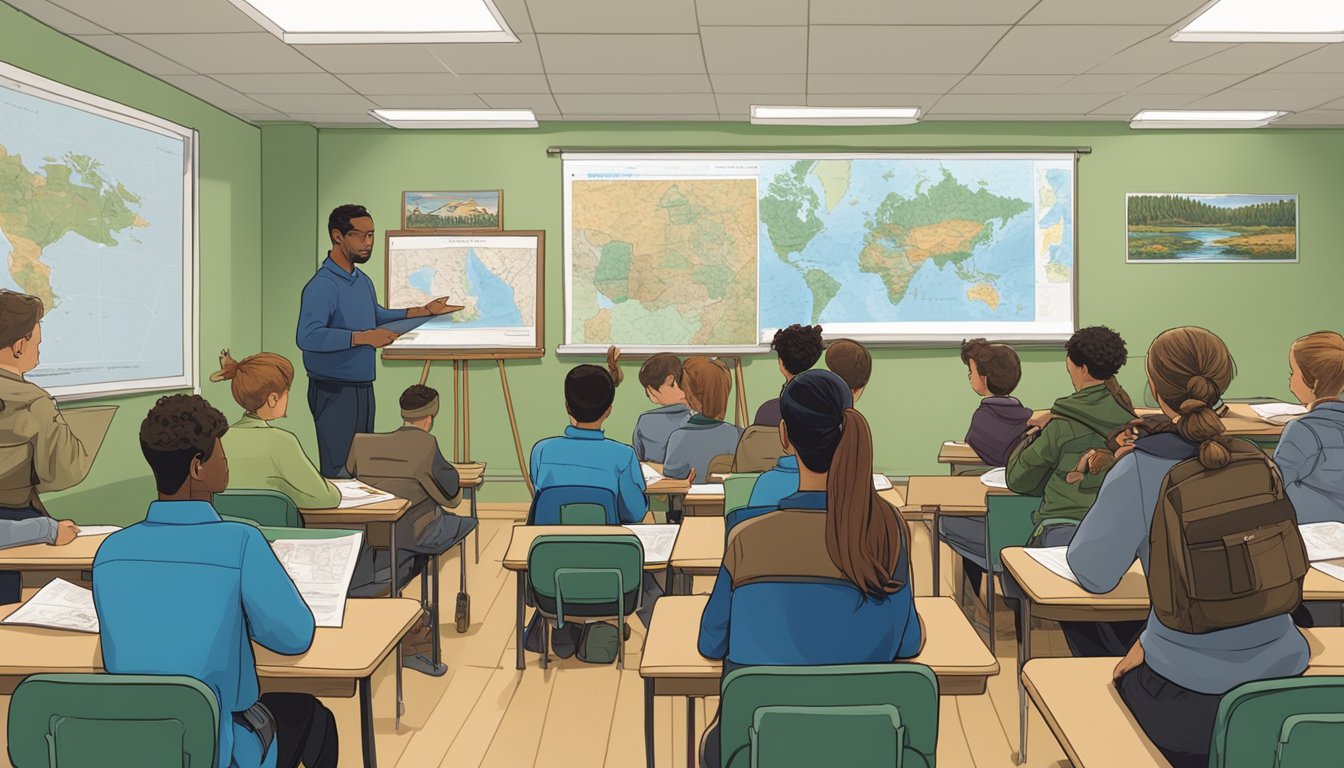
[1146,327,1236,469]
[1292,331,1344,401]
[682,356,731,421]
[210,350,294,413]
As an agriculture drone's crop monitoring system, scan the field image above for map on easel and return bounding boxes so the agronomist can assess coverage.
[384,230,544,357]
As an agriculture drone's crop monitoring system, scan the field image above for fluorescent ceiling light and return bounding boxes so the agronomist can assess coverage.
[228,0,518,44]
[1130,110,1288,129]
[750,105,921,126]
[370,108,538,129]
[1173,0,1344,42]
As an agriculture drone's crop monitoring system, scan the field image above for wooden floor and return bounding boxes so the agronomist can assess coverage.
[0,502,1079,767]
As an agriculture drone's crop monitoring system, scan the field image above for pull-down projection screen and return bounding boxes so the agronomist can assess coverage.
[562,152,1076,353]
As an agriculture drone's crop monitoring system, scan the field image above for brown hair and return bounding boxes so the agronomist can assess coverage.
[827,409,909,599]
[638,352,682,390]
[960,338,1022,396]
[682,356,731,421]
[210,350,295,413]
[1292,331,1344,400]
[0,290,44,350]
[826,339,872,391]
[1146,327,1236,469]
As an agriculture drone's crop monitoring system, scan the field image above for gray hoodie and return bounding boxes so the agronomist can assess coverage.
[632,403,691,463]
[1274,401,1344,524]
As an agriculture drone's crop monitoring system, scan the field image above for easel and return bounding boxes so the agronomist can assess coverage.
[726,356,749,427]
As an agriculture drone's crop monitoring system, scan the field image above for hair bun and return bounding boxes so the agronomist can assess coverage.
[1178,398,1208,415]
[209,349,239,382]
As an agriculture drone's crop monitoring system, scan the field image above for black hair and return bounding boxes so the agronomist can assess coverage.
[780,370,853,473]
[1065,326,1127,381]
[565,364,617,423]
[400,384,439,411]
[139,394,229,495]
[771,324,825,376]
[328,204,371,245]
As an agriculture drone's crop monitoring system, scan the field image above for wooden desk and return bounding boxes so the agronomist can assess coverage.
[454,462,485,563]
[639,595,999,768]
[669,517,724,587]
[937,441,990,476]
[0,597,420,768]
[0,533,108,572]
[1134,403,1283,440]
[643,462,692,497]
[679,476,903,519]
[301,498,410,598]
[899,475,1011,602]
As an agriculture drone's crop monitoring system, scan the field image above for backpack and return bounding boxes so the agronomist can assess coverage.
[1148,438,1308,634]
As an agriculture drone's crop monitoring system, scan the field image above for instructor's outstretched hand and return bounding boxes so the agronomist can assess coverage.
[424,296,462,315]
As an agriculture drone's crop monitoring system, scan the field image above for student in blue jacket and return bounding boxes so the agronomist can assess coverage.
[698,370,922,767]
[93,395,338,768]
[1277,330,1344,524]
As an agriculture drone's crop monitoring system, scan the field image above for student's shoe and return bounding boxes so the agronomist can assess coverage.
[552,622,582,659]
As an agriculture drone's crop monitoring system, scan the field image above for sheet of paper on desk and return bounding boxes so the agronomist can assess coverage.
[621,524,680,563]
[979,467,1008,489]
[270,532,363,628]
[2,578,98,633]
[641,464,665,485]
[1250,402,1308,425]
[331,479,396,509]
[686,484,725,496]
[1313,559,1344,583]
[872,474,893,491]
[1300,522,1344,562]
[1023,547,1080,585]
[74,525,121,537]
[943,441,969,447]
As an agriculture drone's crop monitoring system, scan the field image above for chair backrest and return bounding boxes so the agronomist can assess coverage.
[527,485,619,526]
[526,534,643,619]
[1209,676,1344,768]
[214,489,302,528]
[723,474,761,516]
[8,673,220,768]
[985,494,1040,572]
[719,664,938,768]
[707,453,736,477]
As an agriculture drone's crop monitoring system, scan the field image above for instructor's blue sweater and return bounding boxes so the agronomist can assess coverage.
[297,256,407,383]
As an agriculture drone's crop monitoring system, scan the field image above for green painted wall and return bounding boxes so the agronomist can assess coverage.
[288,121,1343,500]
[1,3,261,524]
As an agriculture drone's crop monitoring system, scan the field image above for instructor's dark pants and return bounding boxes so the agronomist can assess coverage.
[308,379,375,478]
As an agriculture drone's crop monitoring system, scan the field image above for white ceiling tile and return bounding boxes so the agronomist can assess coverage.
[293,44,443,74]
[1271,110,1344,127]
[127,32,321,73]
[810,26,1007,74]
[975,26,1164,74]
[1020,0,1208,25]
[285,113,380,125]
[538,34,704,74]
[810,0,1038,25]
[697,0,807,26]
[1185,89,1337,113]
[527,0,698,33]
[711,74,806,94]
[1089,93,1203,115]
[550,74,712,93]
[933,93,1119,114]
[1126,73,1247,94]
[6,0,108,34]
[702,26,806,74]
[73,35,194,75]
[951,75,1074,94]
[53,0,261,33]
[251,93,376,114]
[713,93,806,116]
[339,73,549,94]
[806,93,939,109]
[808,73,963,93]
[555,93,719,114]
[1054,73,1154,94]
[421,37,547,74]
[1089,38,1232,74]
[214,73,351,94]
[491,0,532,33]
[1271,45,1344,73]
[1236,72,1344,91]
[363,93,491,108]
[158,75,269,111]
[1176,44,1327,75]
[479,93,562,113]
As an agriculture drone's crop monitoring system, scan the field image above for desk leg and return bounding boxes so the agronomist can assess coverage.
[359,675,378,768]
[1016,598,1033,765]
[389,522,400,598]
[470,486,480,564]
[516,572,526,671]
[931,507,941,597]
[686,696,696,768]
[983,513,995,656]
[432,552,443,667]
[395,644,403,728]
[644,678,655,768]
[667,564,677,597]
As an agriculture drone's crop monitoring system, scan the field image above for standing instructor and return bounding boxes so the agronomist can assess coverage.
[298,204,456,478]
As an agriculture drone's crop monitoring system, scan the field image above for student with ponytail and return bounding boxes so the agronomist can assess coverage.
[1276,330,1344,524]
[214,350,340,509]
[697,370,921,767]
[1066,327,1308,768]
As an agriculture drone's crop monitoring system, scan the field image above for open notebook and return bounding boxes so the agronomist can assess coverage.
[1250,402,1308,425]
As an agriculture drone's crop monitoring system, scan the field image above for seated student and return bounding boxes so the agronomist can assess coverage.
[631,351,689,463]
[347,385,476,624]
[1276,330,1344,524]
[94,395,338,768]
[825,337,871,401]
[1067,328,1309,768]
[665,357,743,482]
[752,324,824,427]
[699,370,921,768]
[213,351,340,509]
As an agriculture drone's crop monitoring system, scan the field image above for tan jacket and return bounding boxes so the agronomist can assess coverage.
[346,427,462,545]
[732,424,787,473]
[0,369,92,509]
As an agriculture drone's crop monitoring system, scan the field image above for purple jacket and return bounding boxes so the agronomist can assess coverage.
[966,396,1031,467]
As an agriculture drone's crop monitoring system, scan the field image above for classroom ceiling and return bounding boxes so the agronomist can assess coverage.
[9,0,1344,127]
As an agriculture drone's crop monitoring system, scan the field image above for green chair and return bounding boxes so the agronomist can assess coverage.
[526,534,644,670]
[981,494,1041,653]
[1209,676,1344,768]
[214,489,302,528]
[8,673,221,768]
[719,664,939,768]
[723,473,761,516]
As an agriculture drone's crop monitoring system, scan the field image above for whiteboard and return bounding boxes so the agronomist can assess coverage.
[562,152,1077,353]
[0,62,197,399]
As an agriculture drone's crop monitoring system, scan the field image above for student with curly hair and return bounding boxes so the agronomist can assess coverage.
[753,324,824,427]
